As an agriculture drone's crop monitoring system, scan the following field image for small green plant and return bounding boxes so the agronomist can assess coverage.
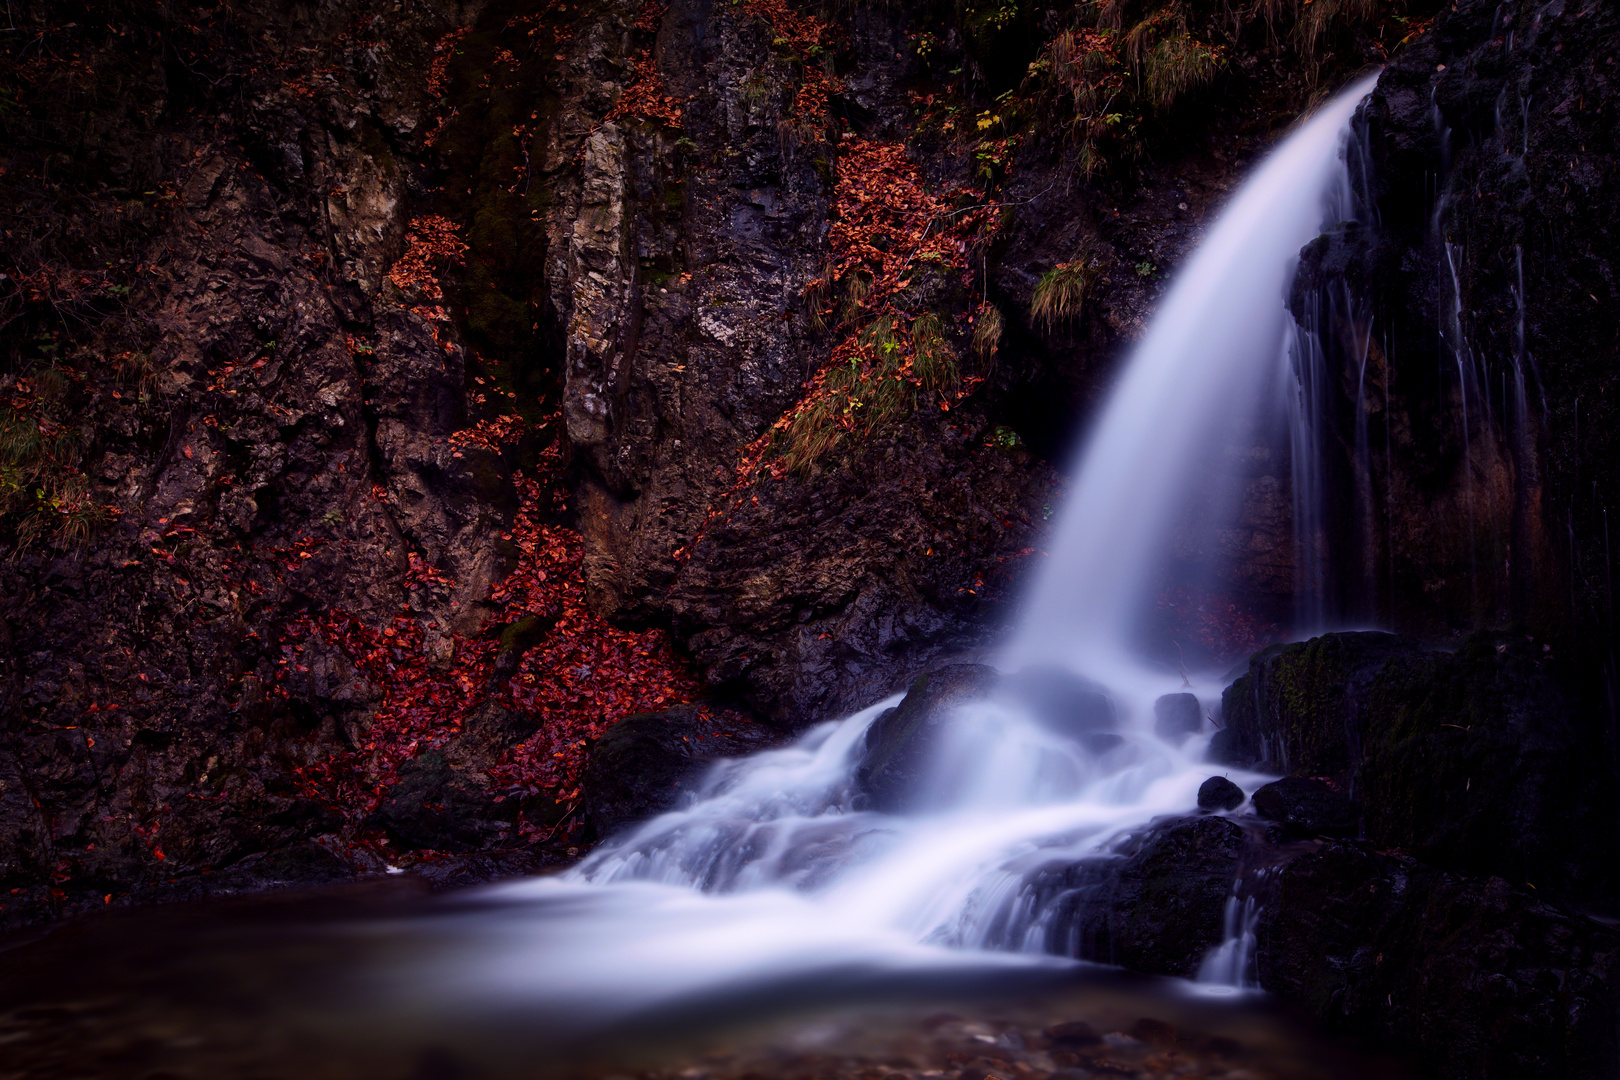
[987,424,1022,449]
[741,69,771,104]
[1135,261,1157,278]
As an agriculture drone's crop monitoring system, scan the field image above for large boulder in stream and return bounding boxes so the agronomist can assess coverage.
[1153,692,1204,744]
[855,664,1000,812]
[1215,631,1615,905]
[1023,816,1246,978]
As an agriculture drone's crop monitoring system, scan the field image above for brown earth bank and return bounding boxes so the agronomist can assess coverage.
[1,0,1618,1075]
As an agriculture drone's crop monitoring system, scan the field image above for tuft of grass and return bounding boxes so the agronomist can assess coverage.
[0,387,106,552]
[911,312,959,395]
[804,259,838,334]
[1141,33,1224,111]
[1032,252,1104,330]
[1293,0,1380,56]
[839,271,873,326]
[116,350,161,397]
[0,414,45,473]
[972,303,1004,360]
[776,311,969,474]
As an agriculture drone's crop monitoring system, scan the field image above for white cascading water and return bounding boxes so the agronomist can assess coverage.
[418,74,1380,1023]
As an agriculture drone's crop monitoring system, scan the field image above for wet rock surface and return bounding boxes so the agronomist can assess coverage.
[1218,630,1615,904]
[855,665,999,812]
[582,705,783,838]
[1024,816,1246,980]
[1249,778,1356,837]
[1288,0,1620,720]
[1197,776,1246,812]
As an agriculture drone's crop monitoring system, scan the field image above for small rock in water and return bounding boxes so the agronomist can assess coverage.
[1153,693,1203,743]
[1198,775,1245,811]
[999,665,1117,736]
[1128,1018,1177,1047]
[1044,1020,1102,1045]
[1080,732,1126,755]
[1251,777,1357,835]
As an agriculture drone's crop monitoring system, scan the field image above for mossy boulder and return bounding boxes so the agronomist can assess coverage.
[1213,631,1413,777]
[1217,631,1615,905]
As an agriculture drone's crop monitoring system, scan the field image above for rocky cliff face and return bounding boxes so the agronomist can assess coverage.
[1,0,1402,923]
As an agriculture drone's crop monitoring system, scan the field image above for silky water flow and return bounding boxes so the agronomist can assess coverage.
[383,73,1384,1029]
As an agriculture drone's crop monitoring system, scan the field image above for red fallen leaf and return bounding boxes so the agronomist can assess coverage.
[182,446,193,459]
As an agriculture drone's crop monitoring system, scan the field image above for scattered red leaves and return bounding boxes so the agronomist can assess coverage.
[486,464,703,806]
[387,215,468,301]
[741,0,841,128]
[281,441,705,841]
[605,56,684,129]
[822,138,998,318]
[426,28,470,99]
[730,137,1000,480]
[632,1,667,33]
[446,413,527,454]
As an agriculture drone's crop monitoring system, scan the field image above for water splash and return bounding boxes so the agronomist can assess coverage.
[422,74,1383,1017]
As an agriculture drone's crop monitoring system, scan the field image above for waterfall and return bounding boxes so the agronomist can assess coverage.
[1006,76,1373,664]
[420,75,1381,1021]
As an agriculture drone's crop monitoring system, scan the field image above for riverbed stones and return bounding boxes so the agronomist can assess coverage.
[1197,775,1245,811]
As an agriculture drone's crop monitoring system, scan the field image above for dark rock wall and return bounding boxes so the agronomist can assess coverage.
[1295,0,1619,664]
[0,0,490,925]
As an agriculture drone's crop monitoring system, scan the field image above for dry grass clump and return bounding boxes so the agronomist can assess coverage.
[775,309,971,474]
[0,404,105,552]
[972,303,1004,360]
[1031,252,1104,330]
